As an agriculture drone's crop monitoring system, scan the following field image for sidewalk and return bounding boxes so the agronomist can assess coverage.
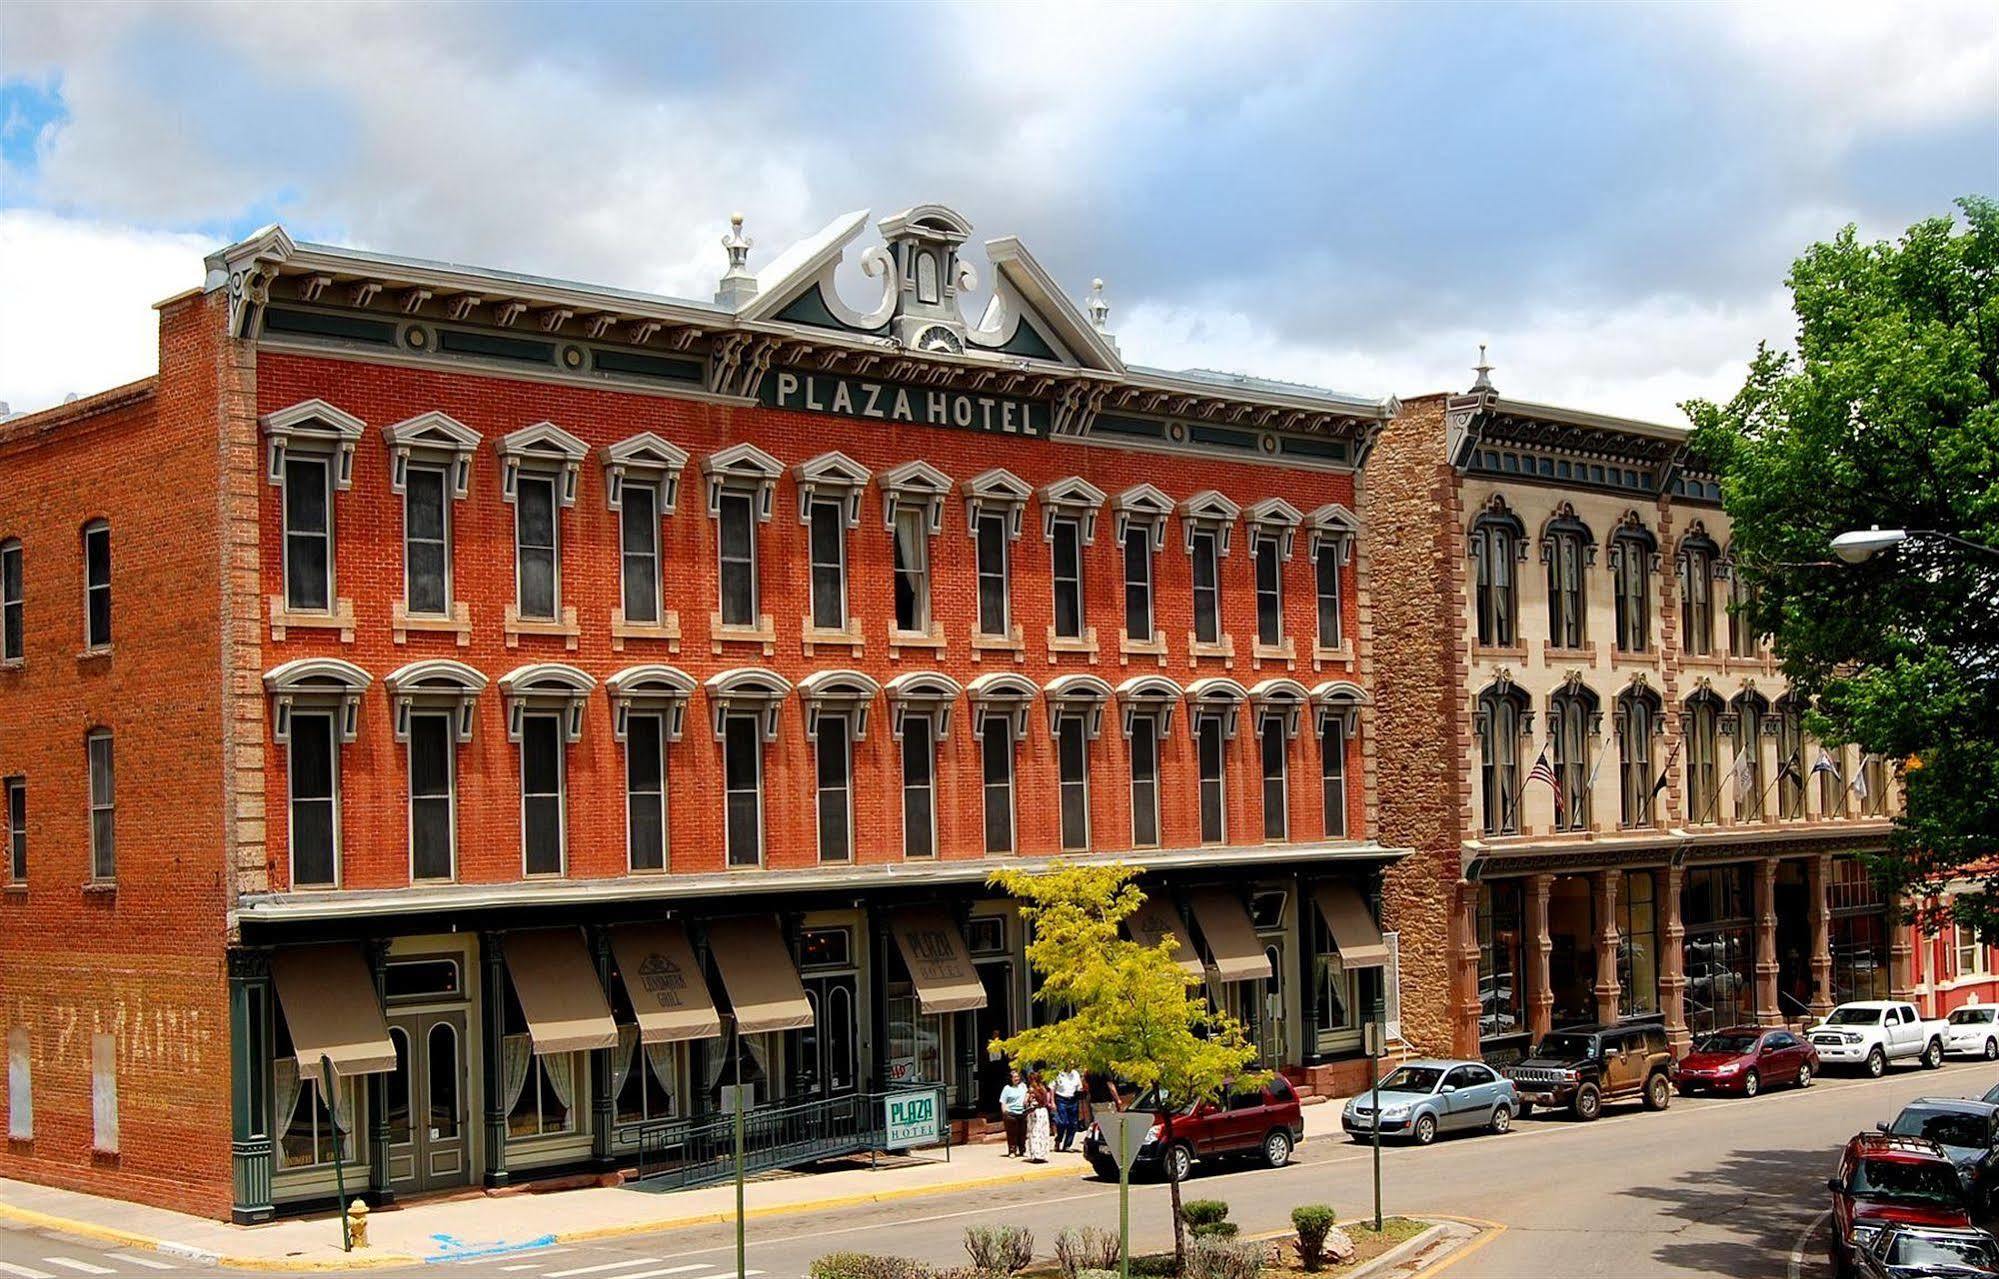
[0,1102,1356,1271]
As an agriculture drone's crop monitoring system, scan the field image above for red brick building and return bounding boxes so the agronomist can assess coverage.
[0,205,1406,1220]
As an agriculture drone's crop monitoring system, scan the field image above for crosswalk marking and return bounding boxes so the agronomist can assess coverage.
[113,1257,178,1271]
[0,1261,57,1279]
[545,1262,668,1279]
[619,1267,719,1279]
[42,1262,116,1276]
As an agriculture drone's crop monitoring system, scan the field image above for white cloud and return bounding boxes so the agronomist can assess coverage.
[0,210,211,414]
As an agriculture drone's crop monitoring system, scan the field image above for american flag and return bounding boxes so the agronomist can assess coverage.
[1526,745,1564,816]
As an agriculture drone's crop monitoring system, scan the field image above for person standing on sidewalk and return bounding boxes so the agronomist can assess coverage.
[1052,1064,1083,1152]
[998,1068,1028,1157]
[1023,1070,1054,1163]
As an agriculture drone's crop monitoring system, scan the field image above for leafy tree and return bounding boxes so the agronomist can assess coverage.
[1687,195,1999,933]
[988,864,1262,1271]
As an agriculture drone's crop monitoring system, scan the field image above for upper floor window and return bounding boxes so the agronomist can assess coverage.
[385,410,481,619]
[964,469,1030,641]
[1677,527,1720,657]
[520,712,566,875]
[1469,499,1523,649]
[1191,531,1222,644]
[723,713,764,867]
[1608,517,1656,654]
[1861,753,1889,816]
[1056,714,1092,851]
[495,422,586,626]
[902,715,937,859]
[1775,699,1807,820]
[86,728,114,880]
[1733,694,1766,821]
[82,519,111,649]
[621,481,663,627]
[1818,743,1848,818]
[980,713,1015,854]
[1254,537,1284,648]
[702,443,782,634]
[283,456,334,613]
[1129,715,1161,849]
[808,500,849,631]
[1684,692,1723,824]
[1548,685,1596,831]
[6,776,26,882]
[1259,715,1289,841]
[1320,716,1348,838]
[1123,525,1154,643]
[815,714,853,863]
[1542,507,1591,650]
[1477,684,1528,835]
[975,514,1011,637]
[625,712,667,872]
[1050,517,1085,641]
[881,461,951,637]
[409,713,457,882]
[1616,688,1660,827]
[284,710,340,888]
[1,538,21,662]
[1726,559,1760,658]
[1197,714,1228,844]
[1315,541,1343,648]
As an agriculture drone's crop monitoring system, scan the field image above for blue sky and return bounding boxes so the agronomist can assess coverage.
[2,1,1994,417]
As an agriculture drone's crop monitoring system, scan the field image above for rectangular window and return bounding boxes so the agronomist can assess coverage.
[718,491,758,627]
[506,1052,573,1137]
[1260,717,1288,841]
[520,713,565,875]
[1321,720,1348,838]
[1129,717,1160,848]
[1315,542,1342,648]
[1197,716,1227,843]
[1,539,21,661]
[975,514,1010,637]
[723,713,763,867]
[1958,926,1987,978]
[892,508,930,633]
[404,465,450,615]
[1123,526,1154,642]
[283,456,332,612]
[626,712,666,872]
[1254,537,1282,647]
[808,500,848,631]
[91,1032,117,1154]
[1613,541,1650,653]
[83,521,111,648]
[902,716,936,859]
[1051,518,1084,640]
[981,714,1015,854]
[288,712,338,888]
[5,777,23,881]
[1057,716,1090,851]
[515,475,559,620]
[816,716,853,863]
[1191,531,1222,644]
[621,482,661,626]
[7,1027,28,1141]
[1617,870,1660,1017]
[409,713,455,881]
[86,729,113,880]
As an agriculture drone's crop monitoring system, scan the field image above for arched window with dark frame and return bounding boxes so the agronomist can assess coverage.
[1548,683,1597,831]
[1725,547,1760,658]
[1774,695,1807,820]
[1615,685,1662,827]
[1677,525,1720,657]
[1608,514,1656,654]
[1684,691,1724,824]
[1477,683,1530,835]
[1733,691,1768,821]
[1469,498,1524,648]
[1541,506,1593,651]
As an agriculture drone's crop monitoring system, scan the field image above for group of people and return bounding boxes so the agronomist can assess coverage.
[996,1065,1097,1161]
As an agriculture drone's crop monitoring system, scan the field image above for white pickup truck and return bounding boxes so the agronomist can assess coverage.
[1806,1000,1949,1076]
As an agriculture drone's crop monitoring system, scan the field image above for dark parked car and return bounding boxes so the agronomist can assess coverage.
[1672,1026,1820,1096]
[1828,1132,1976,1277]
[1505,1023,1673,1120]
[1853,1224,1999,1277]
[1883,1099,1999,1215]
[1083,1077,1303,1183]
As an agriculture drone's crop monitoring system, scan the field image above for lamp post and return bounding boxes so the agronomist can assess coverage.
[1831,527,1999,563]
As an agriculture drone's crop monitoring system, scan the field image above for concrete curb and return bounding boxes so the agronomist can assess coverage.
[0,1201,422,1271]
[1344,1222,1449,1278]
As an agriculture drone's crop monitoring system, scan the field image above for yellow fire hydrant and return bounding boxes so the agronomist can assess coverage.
[346,1198,370,1250]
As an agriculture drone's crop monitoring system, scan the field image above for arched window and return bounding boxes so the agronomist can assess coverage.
[1725,548,1760,658]
[1683,691,1724,824]
[1548,683,1597,831]
[1541,506,1593,651]
[1477,683,1531,835]
[1469,498,1524,648]
[1733,692,1767,821]
[1774,695,1807,820]
[1616,686,1663,827]
[1677,525,1720,657]
[1608,514,1656,654]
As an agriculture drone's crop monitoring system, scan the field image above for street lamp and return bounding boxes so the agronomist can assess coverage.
[1831,527,1999,564]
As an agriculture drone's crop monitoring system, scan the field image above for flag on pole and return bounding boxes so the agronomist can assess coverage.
[1777,751,1803,785]
[1733,743,1757,794]
[1851,755,1871,802]
[1527,744,1564,819]
[1811,748,1840,780]
[1651,739,1682,798]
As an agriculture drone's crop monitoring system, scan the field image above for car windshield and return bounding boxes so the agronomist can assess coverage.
[1851,1158,1969,1207]
[1127,1088,1197,1116]
[1535,1034,1597,1058]
[1950,1008,1997,1026]
[1885,1233,1999,1269]
[1826,1007,1884,1026]
[1379,1067,1445,1093]
[1891,1111,1992,1149]
[1698,1033,1761,1055]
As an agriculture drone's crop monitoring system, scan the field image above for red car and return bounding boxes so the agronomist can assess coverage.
[1672,1026,1820,1097]
[1082,1077,1305,1182]
[1827,1132,1975,1276]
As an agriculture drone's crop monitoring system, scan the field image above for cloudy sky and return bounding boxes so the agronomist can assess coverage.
[2,1,1994,420]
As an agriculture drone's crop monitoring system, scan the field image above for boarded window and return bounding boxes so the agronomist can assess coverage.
[7,1027,28,1140]
[91,1032,117,1153]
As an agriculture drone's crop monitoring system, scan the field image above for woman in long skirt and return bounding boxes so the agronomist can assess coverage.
[1024,1070,1054,1162]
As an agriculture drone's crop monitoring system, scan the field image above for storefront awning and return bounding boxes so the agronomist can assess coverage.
[610,922,724,1045]
[1126,895,1204,976]
[271,944,397,1077]
[1312,881,1390,969]
[706,916,814,1034]
[1188,890,1273,982]
[504,928,620,1054]
[889,909,989,1015]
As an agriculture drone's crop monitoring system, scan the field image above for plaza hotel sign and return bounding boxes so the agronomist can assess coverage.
[763,368,1052,437]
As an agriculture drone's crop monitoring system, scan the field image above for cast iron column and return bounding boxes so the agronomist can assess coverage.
[1661,862,1690,1055]
[1755,859,1783,1025]
[1594,869,1624,1026]
[228,948,275,1224]
[1453,880,1483,1058]
[367,939,394,1201]
[481,931,510,1188]
[590,926,616,1167]
[1526,873,1554,1042]
[1808,854,1835,1018]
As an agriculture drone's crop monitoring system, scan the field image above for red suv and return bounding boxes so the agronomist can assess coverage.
[1827,1131,1975,1276]
[1084,1077,1304,1182]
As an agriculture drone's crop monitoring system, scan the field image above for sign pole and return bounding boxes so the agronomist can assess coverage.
[322,1055,351,1253]
[1118,1150,1132,1279]
[734,1039,746,1279]
[1095,1109,1149,1279]
[1367,1022,1383,1233]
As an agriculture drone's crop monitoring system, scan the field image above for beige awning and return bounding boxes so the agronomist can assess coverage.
[504,928,620,1054]
[610,922,723,1045]
[1188,890,1274,982]
[271,944,397,1077]
[706,916,814,1034]
[889,910,989,1015]
[1126,895,1204,975]
[1312,881,1391,969]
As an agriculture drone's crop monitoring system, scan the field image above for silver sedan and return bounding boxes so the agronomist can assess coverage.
[1340,1058,1520,1146]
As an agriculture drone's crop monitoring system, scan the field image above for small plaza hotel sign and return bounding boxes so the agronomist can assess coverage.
[883,1088,944,1150]
[764,369,1051,437]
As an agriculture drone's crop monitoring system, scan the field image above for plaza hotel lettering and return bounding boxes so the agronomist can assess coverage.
[765,370,1050,436]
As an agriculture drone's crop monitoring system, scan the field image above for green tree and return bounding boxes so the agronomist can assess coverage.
[987,864,1262,1271]
[1687,195,1999,933]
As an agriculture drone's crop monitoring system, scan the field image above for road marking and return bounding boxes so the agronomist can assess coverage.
[617,1267,716,1278]
[1789,1208,1831,1279]
[545,1263,666,1279]
[112,1257,178,1271]
[1409,1216,1507,1277]
[0,1263,57,1279]
[41,1263,115,1276]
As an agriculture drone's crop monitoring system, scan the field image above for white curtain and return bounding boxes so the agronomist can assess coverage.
[542,1052,575,1111]
[645,1042,677,1096]
[610,1026,639,1101]
[894,512,926,603]
[329,1077,356,1155]
[272,1057,302,1144]
[501,1034,533,1114]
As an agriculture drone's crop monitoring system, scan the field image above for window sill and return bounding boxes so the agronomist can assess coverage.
[81,880,117,897]
[1252,639,1296,669]
[1186,635,1235,666]
[504,604,581,651]
[1541,642,1597,663]
[803,620,866,657]
[394,601,473,647]
[1312,643,1354,671]
[888,623,948,658]
[77,645,113,663]
[611,607,681,654]
[0,657,21,673]
[1046,626,1099,663]
[1119,632,1168,667]
[1678,651,1726,668]
[709,613,776,657]
[1609,648,1657,667]
[970,627,1025,663]
[3,884,26,897]
[269,596,357,644]
[1469,643,1527,662]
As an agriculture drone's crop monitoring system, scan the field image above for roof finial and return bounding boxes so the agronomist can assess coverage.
[1471,343,1495,394]
[1088,278,1110,331]
[715,212,758,308]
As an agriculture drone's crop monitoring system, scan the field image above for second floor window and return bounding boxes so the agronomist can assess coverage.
[1197,715,1227,843]
[409,713,455,881]
[1545,523,1587,649]
[83,519,111,649]
[1776,703,1806,820]
[1254,537,1283,647]
[1735,698,1766,821]
[1610,528,1652,653]
[2,538,22,661]
[980,714,1015,854]
[816,716,853,863]
[86,728,113,880]
[717,491,759,628]
[404,466,451,616]
[1471,517,1518,648]
[1123,526,1154,642]
[626,713,666,872]
[1678,535,1717,656]
[1819,744,1847,817]
[1191,531,1222,645]
[1259,717,1288,841]
[1321,719,1348,838]
[892,507,931,633]
[902,717,936,859]
[1862,754,1889,816]
[621,483,662,627]
[520,713,565,875]
[1057,716,1091,852]
[283,457,332,612]
[723,713,762,867]
[1727,568,1759,658]
[975,514,1010,637]
[7,776,26,881]
[1315,540,1343,649]
[1478,689,1523,836]
[1129,716,1160,848]
[515,476,559,621]
[1051,518,1085,640]
[1549,691,1592,831]
[1685,696,1721,824]
[1618,694,1656,827]
[288,712,339,888]
[808,500,848,631]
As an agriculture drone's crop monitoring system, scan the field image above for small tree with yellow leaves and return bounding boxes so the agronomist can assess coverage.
[988,863,1263,1271]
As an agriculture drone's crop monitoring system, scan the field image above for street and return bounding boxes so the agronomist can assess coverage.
[3,1059,1994,1279]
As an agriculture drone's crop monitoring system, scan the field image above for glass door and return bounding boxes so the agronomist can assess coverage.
[385,1009,468,1194]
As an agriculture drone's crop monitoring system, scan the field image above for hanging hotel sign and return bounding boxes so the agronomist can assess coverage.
[764,369,1050,437]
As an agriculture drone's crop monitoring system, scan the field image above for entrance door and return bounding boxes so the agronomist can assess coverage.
[386,1010,468,1194]
[969,960,1014,1116]
[795,974,859,1100]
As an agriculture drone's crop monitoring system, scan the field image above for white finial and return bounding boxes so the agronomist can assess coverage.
[716,213,758,308]
[1088,278,1110,331]
[1471,343,1495,393]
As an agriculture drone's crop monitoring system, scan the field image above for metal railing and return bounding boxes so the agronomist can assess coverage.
[632,1087,943,1191]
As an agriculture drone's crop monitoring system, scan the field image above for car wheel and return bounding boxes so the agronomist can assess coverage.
[1262,1128,1293,1168]
[1797,1063,1813,1089]
[1924,1038,1945,1069]
[1645,1074,1671,1112]
[1516,1100,1534,1119]
[1574,1084,1602,1122]
[1164,1143,1194,1183]
[1866,1047,1886,1078]
[1489,1105,1512,1135]
[1413,1113,1438,1146]
[1742,1070,1760,1099]
[1986,1038,1997,1061]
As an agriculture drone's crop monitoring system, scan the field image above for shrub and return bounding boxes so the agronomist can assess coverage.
[1185,1237,1264,1279]
[1056,1227,1122,1277]
[1179,1199,1231,1229]
[1077,1270,1118,1279]
[964,1225,1034,1276]
[1128,1255,1180,1279]
[810,1255,934,1279]
[1290,1205,1338,1272]
[1191,1221,1239,1240]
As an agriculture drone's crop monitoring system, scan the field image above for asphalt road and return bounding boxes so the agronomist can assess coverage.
[5,1058,1996,1279]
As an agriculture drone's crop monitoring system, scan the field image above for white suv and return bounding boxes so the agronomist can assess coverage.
[1808,1001,1948,1076]
[1944,1006,1999,1060]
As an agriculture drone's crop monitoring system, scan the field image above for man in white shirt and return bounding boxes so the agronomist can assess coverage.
[1052,1065,1083,1151]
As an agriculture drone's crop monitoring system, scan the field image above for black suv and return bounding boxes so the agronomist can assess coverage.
[1505,1023,1674,1121]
